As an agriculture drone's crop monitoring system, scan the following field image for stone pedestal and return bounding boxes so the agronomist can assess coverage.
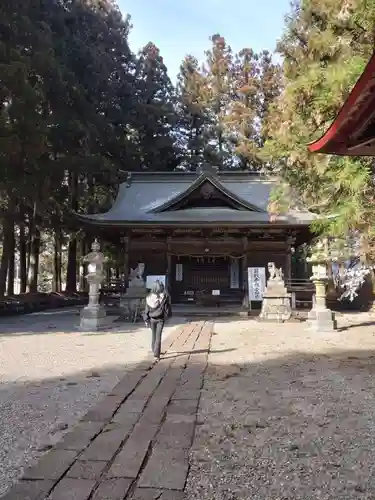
[306,247,337,333]
[120,268,147,321]
[79,241,108,331]
[307,277,337,332]
[120,286,147,318]
[80,275,108,331]
[259,276,292,322]
[80,303,107,331]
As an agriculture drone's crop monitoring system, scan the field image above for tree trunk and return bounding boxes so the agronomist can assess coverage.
[26,203,37,279]
[66,236,77,292]
[28,228,40,293]
[19,221,27,293]
[0,218,13,297]
[79,237,89,291]
[65,172,78,293]
[7,222,15,296]
[84,234,92,292]
[53,227,62,293]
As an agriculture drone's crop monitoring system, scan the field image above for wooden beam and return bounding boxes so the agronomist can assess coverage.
[129,240,166,250]
[347,136,375,152]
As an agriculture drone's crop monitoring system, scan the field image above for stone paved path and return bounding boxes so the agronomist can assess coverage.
[1,321,212,500]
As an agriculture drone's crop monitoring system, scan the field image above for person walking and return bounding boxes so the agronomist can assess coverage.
[144,280,172,359]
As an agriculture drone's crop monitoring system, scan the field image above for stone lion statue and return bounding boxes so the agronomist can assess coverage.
[268,262,277,280]
[275,267,284,281]
[128,263,145,288]
[268,262,284,282]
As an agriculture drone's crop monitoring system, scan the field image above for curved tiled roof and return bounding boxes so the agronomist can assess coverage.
[77,171,316,227]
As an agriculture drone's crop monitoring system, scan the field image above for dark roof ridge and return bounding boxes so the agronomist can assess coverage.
[149,173,267,213]
[120,170,276,183]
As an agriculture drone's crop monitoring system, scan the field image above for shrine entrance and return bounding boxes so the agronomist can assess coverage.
[170,255,243,305]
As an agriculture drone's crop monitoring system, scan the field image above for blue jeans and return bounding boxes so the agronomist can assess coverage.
[150,319,164,358]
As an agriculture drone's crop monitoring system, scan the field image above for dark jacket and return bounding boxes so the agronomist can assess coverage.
[144,292,172,321]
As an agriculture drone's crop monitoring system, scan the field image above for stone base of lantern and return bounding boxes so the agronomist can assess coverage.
[307,276,337,332]
[307,307,337,332]
[80,304,107,331]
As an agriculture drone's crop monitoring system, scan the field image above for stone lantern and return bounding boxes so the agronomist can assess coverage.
[80,240,107,331]
[307,240,337,332]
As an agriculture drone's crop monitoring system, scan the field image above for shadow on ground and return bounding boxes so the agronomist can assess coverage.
[0,311,187,337]
[0,362,148,497]
[162,348,236,359]
[2,337,375,499]
[188,346,375,500]
[338,320,375,331]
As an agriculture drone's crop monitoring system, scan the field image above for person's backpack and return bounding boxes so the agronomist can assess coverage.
[164,298,172,319]
[148,301,165,319]
[146,293,172,320]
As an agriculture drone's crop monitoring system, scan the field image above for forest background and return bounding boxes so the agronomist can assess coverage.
[0,0,374,295]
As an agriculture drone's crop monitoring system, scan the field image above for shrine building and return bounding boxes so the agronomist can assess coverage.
[77,165,316,306]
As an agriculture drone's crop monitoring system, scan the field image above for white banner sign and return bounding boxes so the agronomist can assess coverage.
[248,267,266,301]
[230,258,240,289]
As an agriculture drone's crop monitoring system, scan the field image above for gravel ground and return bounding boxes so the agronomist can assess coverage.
[0,309,185,496]
[186,313,375,500]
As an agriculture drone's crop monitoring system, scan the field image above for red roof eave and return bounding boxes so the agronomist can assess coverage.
[308,52,375,154]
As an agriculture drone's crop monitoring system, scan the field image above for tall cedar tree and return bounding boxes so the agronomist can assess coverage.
[0,0,138,294]
[203,34,235,168]
[135,42,180,171]
[264,0,375,253]
[0,0,52,294]
[257,50,282,147]
[226,49,281,170]
[176,55,210,170]
[226,48,259,169]
[45,0,136,291]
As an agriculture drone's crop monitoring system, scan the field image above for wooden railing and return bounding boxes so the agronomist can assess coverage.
[285,278,315,309]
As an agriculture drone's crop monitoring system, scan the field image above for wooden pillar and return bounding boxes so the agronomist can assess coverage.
[285,236,294,282]
[166,236,172,291]
[242,236,249,291]
[242,236,249,307]
[115,244,121,278]
[285,251,292,282]
[122,236,129,283]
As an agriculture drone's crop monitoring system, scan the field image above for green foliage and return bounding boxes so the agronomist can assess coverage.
[0,0,185,293]
[227,49,281,169]
[134,42,180,171]
[202,34,235,168]
[176,35,281,170]
[176,55,210,169]
[264,0,375,252]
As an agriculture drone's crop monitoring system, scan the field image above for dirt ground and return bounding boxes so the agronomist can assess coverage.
[186,312,375,500]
